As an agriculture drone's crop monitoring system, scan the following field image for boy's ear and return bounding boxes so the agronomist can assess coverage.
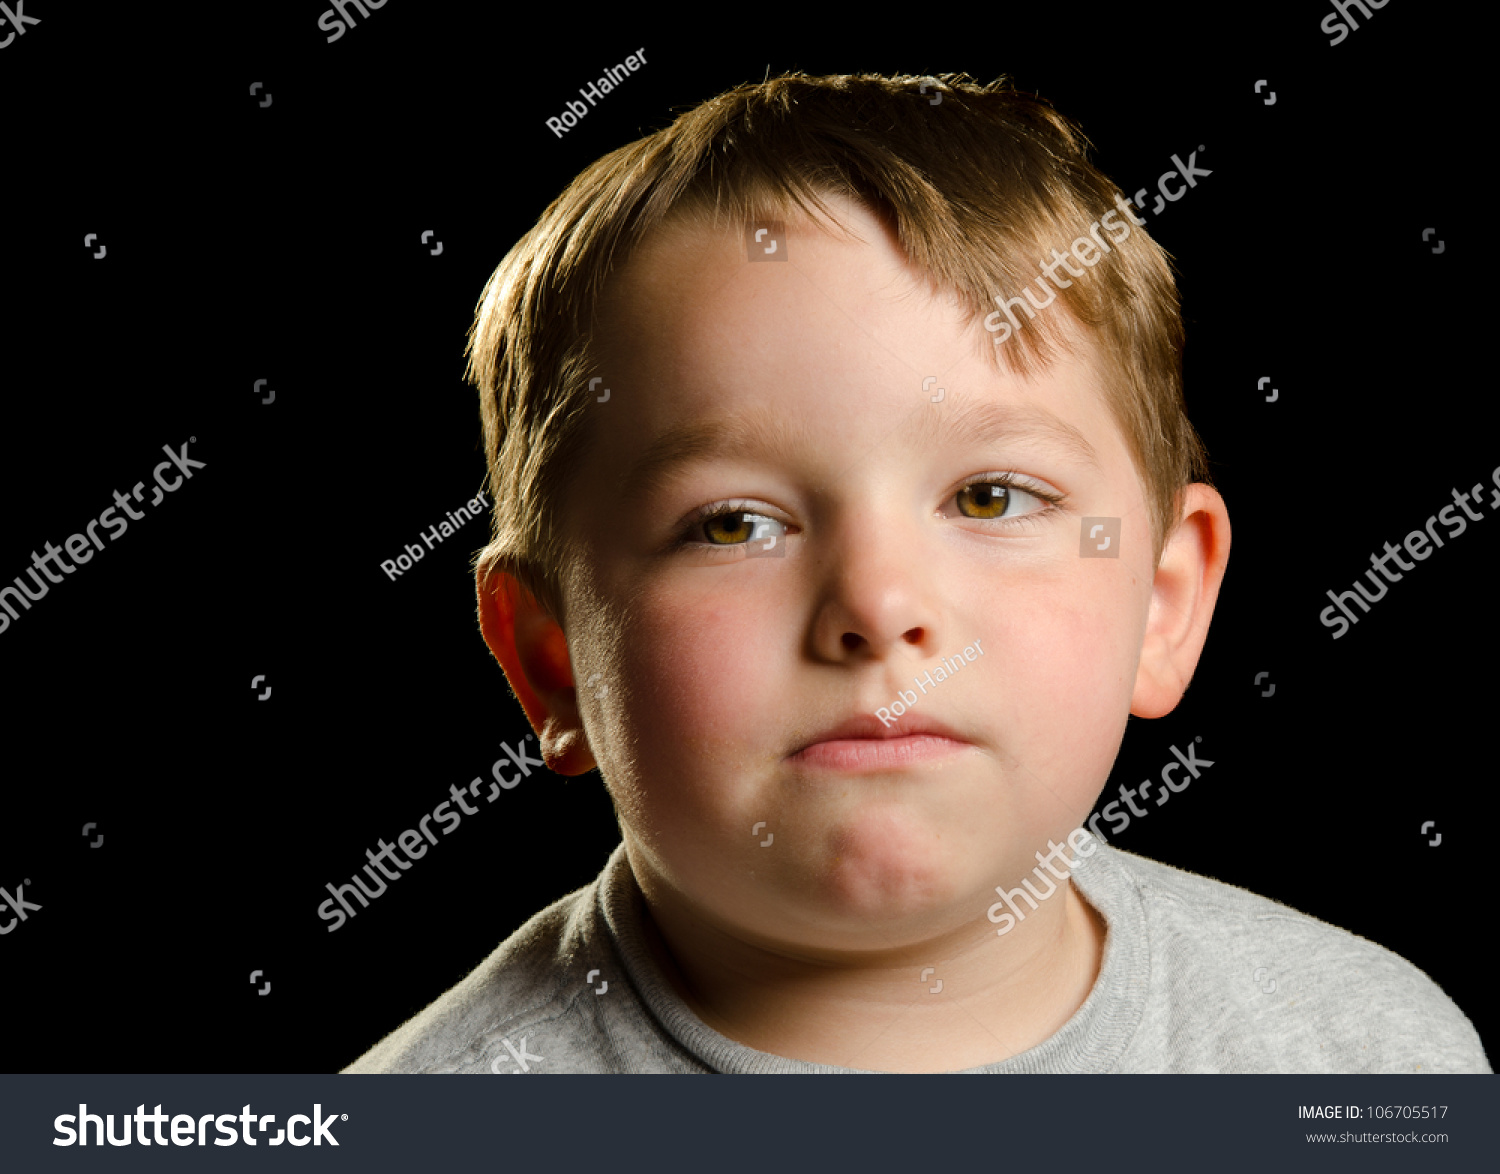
[475,567,598,777]
[1130,483,1231,719]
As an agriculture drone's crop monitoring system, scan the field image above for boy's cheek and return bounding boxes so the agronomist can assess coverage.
[607,621,782,806]
[630,581,786,691]
[977,587,1136,774]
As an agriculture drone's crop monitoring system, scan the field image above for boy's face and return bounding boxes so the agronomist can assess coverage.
[542,196,1179,953]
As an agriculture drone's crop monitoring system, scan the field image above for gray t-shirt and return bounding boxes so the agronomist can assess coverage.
[340,839,1489,1073]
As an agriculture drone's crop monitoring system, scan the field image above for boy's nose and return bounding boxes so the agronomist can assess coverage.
[807,513,945,660]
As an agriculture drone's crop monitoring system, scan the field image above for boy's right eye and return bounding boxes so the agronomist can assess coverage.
[675,503,785,549]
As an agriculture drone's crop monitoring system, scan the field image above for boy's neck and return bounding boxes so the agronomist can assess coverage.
[632,862,1107,1074]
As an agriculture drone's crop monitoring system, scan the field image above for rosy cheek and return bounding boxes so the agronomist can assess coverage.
[617,605,737,755]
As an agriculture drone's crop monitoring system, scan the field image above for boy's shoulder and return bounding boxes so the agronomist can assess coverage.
[339,882,591,1074]
[1093,844,1490,1073]
[338,858,701,1074]
[338,841,1490,1074]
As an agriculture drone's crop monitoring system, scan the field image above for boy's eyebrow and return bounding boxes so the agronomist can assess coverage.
[913,399,1101,472]
[616,398,1100,502]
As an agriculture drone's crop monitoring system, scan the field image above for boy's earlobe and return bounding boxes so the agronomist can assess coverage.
[476,568,596,776]
[1129,484,1231,719]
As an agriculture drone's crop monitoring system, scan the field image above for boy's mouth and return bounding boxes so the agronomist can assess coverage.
[787,713,973,772]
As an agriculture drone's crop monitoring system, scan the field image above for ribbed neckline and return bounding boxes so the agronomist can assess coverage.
[596,840,1149,1073]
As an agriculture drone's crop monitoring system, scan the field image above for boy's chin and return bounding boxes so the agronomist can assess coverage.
[792,832,978,928]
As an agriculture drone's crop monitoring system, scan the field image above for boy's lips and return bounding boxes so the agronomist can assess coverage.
[787,712,973,772]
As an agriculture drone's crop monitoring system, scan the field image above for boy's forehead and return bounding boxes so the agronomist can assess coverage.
[599,198,913,334]
[587,199,1124,485]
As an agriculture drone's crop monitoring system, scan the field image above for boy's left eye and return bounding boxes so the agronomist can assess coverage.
[954,479,1059,520]
[674,476,1065,550]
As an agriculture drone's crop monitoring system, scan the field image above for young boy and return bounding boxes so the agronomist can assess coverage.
[342,72,1488,1074]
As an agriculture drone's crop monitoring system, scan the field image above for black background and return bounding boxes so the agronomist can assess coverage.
[1,0,1492,1073]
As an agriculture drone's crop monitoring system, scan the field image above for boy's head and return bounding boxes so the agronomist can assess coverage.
[469,73,1228,953]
